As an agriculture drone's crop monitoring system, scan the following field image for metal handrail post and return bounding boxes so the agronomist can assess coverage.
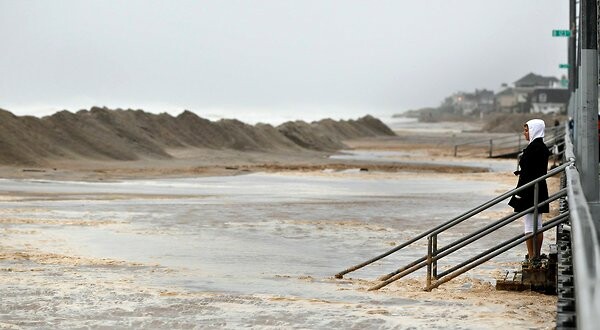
[432,234,438,280]
[489,139,493,157]
[532,182,540,259]
[426,236,433,288]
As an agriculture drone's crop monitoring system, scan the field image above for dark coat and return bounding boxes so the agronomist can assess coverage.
[508,138,551,213]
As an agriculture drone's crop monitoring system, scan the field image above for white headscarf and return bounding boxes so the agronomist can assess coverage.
[526,119,545,143]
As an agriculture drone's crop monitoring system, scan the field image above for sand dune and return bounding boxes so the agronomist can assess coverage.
[0,107,394,166]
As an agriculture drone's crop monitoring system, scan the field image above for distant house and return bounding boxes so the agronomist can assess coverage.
[494,73,562,113]
[451,92,478,115]
[514,73,560,88]
[449,89,495,115]
[450,93,470,114]
[531,88,570,114]
[495,87,530,113]
[475,89,495,113]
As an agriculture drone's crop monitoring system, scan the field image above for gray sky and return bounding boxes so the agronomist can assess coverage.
[0,0,569,123]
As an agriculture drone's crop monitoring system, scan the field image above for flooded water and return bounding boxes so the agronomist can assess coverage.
[330,150,516,173]
[0,172,556,329]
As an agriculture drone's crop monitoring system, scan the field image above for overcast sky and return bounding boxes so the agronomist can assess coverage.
[0,0,569,123]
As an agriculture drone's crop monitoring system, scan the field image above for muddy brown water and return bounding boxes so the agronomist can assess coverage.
[0,172,556,329]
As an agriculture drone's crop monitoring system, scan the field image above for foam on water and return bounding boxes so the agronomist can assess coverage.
[0,172,556,328]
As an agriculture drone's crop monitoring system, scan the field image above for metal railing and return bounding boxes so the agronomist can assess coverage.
[372,192,568,291]
[454,125,564,158]
[561,125,600,329]
[453,133,523,158]
[335,159,572,291]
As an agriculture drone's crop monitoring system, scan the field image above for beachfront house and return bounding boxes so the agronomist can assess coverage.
[514,72,560,88]
[494,73,562,113]
[530,88,570,114]
[451,92,478,115]
[495,87,530,113]
[475,89,495,113]
[448,89,495,116]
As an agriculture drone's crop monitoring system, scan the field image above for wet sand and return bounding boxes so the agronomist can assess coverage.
[0,120,560,329]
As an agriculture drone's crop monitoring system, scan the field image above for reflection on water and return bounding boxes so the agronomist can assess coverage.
[0,173,555,328]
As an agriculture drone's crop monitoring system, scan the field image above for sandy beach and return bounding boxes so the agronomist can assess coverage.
[0,119,560,329]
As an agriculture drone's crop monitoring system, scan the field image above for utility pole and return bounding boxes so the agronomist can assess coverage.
[568,0,577,122]
[578,0,599,205]
[569,0,577,92]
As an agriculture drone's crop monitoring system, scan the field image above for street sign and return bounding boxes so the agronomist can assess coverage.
[552,30,571,37]
[559,64,570,69]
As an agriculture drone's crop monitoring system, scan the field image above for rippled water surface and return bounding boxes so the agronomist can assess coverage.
[0,172,554,329]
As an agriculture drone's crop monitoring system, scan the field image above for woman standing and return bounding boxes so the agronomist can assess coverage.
[508,119,551,264]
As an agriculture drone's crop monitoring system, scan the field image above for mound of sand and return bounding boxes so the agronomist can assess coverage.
[277,115,395,152]
[0,107,394,166]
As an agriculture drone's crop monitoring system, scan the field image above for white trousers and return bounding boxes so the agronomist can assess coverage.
[523,213,542,234]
